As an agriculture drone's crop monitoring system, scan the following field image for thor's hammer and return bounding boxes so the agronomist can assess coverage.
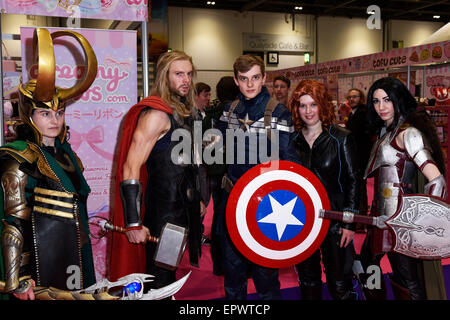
[101,221,188,270]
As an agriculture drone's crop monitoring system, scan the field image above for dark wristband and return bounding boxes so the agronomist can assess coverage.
[120,179,142,228]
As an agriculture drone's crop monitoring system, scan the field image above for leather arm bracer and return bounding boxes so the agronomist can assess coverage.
[120,179,142,229]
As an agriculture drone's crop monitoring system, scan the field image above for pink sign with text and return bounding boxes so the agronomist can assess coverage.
[267,41,449,82]
[0,0,147,21]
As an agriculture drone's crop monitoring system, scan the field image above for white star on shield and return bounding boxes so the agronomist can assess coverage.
[257,194,304,241]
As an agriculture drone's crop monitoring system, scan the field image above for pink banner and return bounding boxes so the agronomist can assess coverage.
[21,27,137,280]
[1,0,148,21]
[267,40,450,82]
[425,65,450,107]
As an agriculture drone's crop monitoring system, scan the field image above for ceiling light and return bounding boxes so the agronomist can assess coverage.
[207,1,215,5]
[433,15,440,19]
[295,6,303,10]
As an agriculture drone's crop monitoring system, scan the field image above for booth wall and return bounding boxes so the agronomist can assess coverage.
[2,8,445,99]
[317,16,383,63]
[168,7,313,98]
[168,7,444,99]
[0,13,111,65]
[1,14,57,60]
[390,19,446,48]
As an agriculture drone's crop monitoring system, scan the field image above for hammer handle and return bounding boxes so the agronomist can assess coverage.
[319,209,377,226]
[104,222,159,243]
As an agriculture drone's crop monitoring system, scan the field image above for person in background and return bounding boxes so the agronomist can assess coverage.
[272,75,291,106]
[344,88,374,220]
[194,82,213,245]
[289,79,361,300]
[203,76,239,275]
[360,77,447,300]
[195,82,212,120]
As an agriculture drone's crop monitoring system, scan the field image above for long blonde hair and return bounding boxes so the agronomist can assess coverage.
[150,50,197,118]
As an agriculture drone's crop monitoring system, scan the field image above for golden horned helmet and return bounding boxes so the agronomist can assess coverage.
[18,28,98,146]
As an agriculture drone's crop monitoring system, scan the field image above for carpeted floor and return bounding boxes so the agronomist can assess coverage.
[174,179,450,300]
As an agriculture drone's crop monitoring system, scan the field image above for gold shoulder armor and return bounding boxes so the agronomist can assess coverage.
[27,144,61,182]
[0,145,38,165]
[1,143,62,186]
[0,157,31,220]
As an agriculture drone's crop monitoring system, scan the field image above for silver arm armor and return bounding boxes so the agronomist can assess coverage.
[424,174,447,199]
[403,127,434,170]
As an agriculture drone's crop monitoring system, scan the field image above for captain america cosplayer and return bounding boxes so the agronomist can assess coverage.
[109,50,203,289]
[0,28,98,299]
[215,54,300,300]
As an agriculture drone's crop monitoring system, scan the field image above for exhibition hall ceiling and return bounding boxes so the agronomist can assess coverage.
[167,0,450,22]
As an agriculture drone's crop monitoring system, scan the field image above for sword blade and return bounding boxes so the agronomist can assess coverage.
[134,271,191,300]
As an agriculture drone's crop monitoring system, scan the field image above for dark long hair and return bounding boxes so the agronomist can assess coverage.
[367,77,445,174]
[367,77,417,130]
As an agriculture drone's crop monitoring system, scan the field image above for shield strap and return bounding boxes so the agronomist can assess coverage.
[227,97,279,140]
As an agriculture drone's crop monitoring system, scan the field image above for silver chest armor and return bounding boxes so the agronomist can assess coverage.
[364,122,435,218]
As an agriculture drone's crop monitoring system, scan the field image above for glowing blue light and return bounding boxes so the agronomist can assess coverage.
[124,282,141,294]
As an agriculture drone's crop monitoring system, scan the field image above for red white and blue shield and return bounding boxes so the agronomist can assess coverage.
[226,160,330,268]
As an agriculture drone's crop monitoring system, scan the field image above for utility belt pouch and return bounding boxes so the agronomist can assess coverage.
[120,179,142,229]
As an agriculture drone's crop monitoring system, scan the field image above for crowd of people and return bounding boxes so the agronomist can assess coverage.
[0,40,447,301]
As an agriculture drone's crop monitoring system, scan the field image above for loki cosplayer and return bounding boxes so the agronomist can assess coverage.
[0,28,98,299]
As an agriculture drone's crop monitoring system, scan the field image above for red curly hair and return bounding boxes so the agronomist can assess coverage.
[288,79,335,131]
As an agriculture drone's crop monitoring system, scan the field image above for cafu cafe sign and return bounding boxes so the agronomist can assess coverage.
[243,33,313,53]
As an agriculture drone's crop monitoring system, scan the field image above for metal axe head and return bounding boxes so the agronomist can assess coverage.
[386,194,450,260]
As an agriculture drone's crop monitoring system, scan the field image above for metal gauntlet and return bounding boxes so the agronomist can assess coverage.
[424,174,447,199]
[0,158,31,293]
[1,224,24,292]
[120,179,142,229]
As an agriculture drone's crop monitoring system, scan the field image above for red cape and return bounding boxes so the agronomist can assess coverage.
[108,96,172,281]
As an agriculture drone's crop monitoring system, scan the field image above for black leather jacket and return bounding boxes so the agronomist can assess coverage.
[293,124,361,231]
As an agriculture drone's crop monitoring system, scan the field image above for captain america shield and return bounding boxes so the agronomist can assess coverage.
[226,160,330,268]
